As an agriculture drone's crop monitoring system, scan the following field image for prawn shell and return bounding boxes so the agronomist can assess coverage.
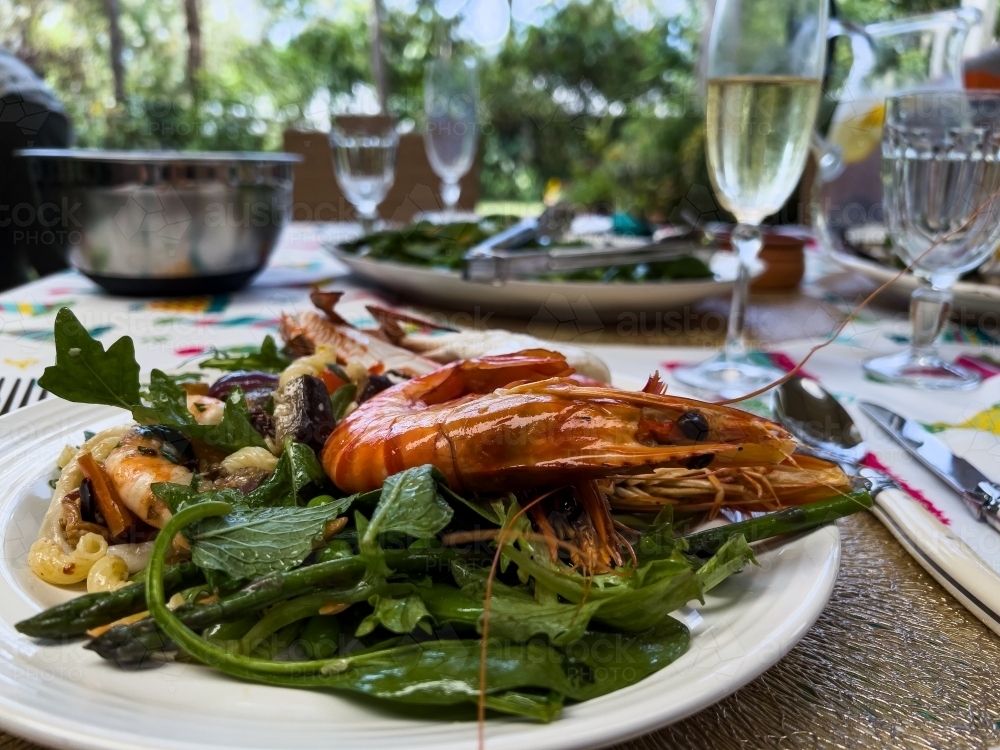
[321,352,795,494]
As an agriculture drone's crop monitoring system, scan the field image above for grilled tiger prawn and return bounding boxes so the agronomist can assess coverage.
[321,349,807,494]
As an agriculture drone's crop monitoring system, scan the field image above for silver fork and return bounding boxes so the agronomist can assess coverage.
[0,377,49,416]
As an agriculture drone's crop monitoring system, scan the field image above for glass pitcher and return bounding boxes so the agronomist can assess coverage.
[811,8,982,261]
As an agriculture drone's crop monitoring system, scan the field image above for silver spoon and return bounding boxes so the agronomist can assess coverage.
[774,375,1000,635]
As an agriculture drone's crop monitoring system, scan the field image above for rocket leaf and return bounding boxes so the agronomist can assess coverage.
[38,310,264,454]
[449,561,601,646]
[198,335,290,373]
[38,308,141,409]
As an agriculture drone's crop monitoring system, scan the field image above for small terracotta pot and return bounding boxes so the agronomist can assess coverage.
[713,227,806,291]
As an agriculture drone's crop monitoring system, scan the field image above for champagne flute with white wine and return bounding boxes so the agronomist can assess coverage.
[674,0,827,398]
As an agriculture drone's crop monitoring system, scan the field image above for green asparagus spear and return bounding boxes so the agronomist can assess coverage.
[15,562,204,639]
[86,545,491,663]
[681,490,872,557]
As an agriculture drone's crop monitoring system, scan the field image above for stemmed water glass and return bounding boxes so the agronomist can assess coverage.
[673,0,828,399]
[424,57,479,220]
[863,91,1000,390]
[330,122,399,234]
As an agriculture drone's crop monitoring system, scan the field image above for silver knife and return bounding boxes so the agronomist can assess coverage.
[860,402,1000,532]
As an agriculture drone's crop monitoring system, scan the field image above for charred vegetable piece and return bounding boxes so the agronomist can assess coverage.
[61,489,111,545]
[248,408,276,439]
[359,373,395,403]
[273,375,336,453]
[77,452,135,538]
[208,371,280,401]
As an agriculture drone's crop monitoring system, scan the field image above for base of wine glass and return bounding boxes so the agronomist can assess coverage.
[673,351,785,400]
[862,349,981,391]
[413,209,479,225]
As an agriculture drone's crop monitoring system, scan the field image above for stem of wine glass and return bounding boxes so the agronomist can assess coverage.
[441,180,461,212]
[724,223,762,360]
[358,207,378,235]
[909,284,952,359]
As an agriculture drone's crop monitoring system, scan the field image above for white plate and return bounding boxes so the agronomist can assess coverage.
[328,248,762,319]
[0,399,840,750]
[828,247,1000,316]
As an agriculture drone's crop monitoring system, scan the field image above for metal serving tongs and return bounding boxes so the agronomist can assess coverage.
[462,205,714,285]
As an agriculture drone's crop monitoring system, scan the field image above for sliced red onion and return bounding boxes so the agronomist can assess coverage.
[208,371,280,401]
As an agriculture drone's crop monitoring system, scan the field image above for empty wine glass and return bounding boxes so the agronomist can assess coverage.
[673,0,827,399]
[863,91,1000,390]
[330,123,398,233]
[424,57,478,220]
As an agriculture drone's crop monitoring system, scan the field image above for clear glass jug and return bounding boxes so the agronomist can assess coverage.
[811,8,982,261]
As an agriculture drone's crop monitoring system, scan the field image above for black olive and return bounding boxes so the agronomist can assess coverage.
[359,373,394,403]
[686,453,714,470]
[78,478,105,525]
[676,411,709,442]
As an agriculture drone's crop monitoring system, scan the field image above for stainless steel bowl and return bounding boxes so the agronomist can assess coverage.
[16,149,302,296]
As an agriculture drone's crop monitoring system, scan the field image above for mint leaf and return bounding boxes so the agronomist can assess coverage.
[188,499,353,580]
[150,482,201,515]
[38,308,140,409]
[199,335,290,373]
[363,466,454,547]
[246,439,326,507]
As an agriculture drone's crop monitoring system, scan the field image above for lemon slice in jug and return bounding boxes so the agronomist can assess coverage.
[829,102,886,165]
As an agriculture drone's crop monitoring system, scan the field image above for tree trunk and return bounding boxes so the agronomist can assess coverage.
[184,0,202,93]
[369,0,388,113]
[102,0,125,102]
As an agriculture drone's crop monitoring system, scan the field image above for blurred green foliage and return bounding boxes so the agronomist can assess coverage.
[2,0,958,220]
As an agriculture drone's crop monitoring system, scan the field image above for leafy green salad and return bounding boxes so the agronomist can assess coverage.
[338,217,714,283]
